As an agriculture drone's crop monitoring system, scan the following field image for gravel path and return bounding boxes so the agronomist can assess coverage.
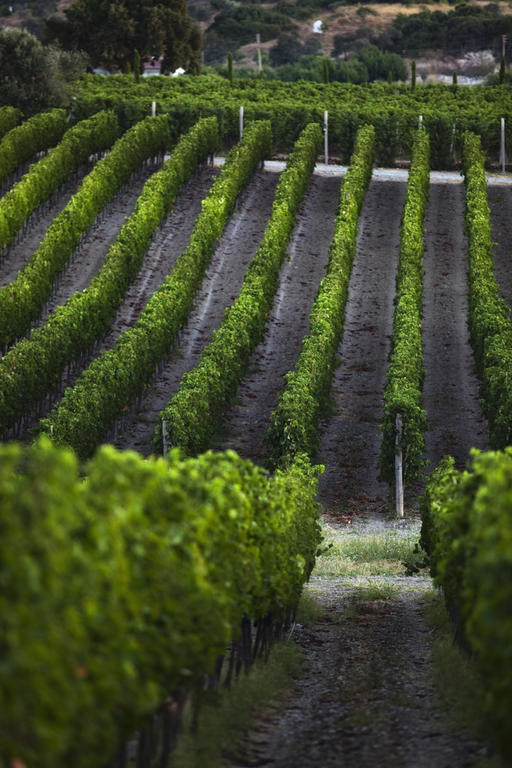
[231,570,485,768]
[422,182,489,472]
[316,179,406,518]
[216,173,342,463]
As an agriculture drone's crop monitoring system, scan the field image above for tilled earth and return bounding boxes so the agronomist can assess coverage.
[230,571,486,768]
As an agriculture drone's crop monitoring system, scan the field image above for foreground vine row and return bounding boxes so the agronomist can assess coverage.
[0,438,321,768]
[421,449,512,760]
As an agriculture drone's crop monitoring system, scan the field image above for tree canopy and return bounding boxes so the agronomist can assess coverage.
[45,0,201,74]
[0,27,86,113]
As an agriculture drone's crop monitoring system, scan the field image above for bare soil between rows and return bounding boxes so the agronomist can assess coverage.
[112,167,280,455]
[229,572,487,768]
[215,173,343,463]
[422,182,489,472]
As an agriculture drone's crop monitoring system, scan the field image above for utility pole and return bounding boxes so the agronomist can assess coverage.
[256,33,262,73]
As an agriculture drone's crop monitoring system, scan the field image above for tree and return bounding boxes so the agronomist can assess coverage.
[227,51,233,84]
[0,27,86,114]
[499,55,506,84]
[269,33,303,67]
[45,0,201,74]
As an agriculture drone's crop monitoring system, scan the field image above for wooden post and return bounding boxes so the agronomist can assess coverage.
[324,110,328,165]
[151,101,156,117]
[256,33,262,73]
[162,419,168,456]
[395,413,404,518]
[500,117,506,173]
[240,105,244,139]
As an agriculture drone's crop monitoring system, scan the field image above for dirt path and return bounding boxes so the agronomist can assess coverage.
[422,183,489,472]
[226,180,494,768]
[216,173,342,464]
[111,168,280,455]
[316,179,406,519]
[488,185,512,312]
[231,571,484,768]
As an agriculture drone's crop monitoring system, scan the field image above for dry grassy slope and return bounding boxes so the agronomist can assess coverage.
[0,0,70,31]
[211,0,511,70]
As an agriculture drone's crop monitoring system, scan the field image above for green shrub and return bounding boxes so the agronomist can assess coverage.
[0,438,321,768]
[420,449,512,760]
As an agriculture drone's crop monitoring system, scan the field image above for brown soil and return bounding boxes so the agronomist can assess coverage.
[112,168,280,455]
[317,179,406,519]
[215,173,342,463]
[422,182,489,473]
[488,185,512,312]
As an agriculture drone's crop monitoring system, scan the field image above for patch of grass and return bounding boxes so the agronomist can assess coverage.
[354,579,399,601]
[296,589,324,625]
[170,641,302,768]
[313,525,421,577]
[422,590,503,767]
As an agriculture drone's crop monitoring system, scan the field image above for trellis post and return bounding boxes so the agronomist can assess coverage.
[151,101,156,117]
[324,110,328,165]
[162,419,168,456]
[500,117,506,173]
[395,413,404,518]
[239,106,244,139]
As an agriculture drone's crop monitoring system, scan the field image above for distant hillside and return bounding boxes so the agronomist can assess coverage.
[0,0,70,36]
[191,0,511,78]
[1,0,511,79]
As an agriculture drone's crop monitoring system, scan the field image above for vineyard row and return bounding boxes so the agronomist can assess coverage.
[1,113,512,764]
